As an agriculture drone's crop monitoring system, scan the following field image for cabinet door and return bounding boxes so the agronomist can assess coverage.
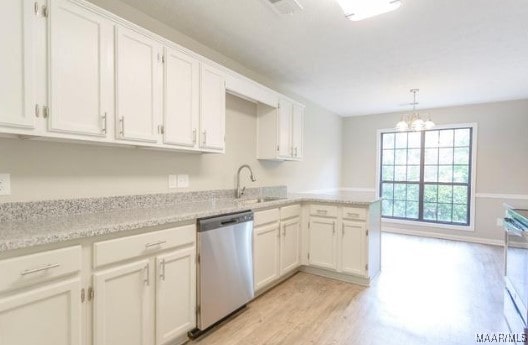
[254,223,280,291]
[309,217,337,270]
[280,217,300,275]
[94,260,153,345]
[116,26,162,143]
[155,247,196,345]
[48,0,113,137]
[277,99,292,159]
[200,64,225,151]
[0,0,36,129]
[291,104,304,160]
[341,220,367,276]
[0,279,81,345]
[163,47,200,148]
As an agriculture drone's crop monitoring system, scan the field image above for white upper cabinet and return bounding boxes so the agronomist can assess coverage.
[162,47,200,148]
[0,0,36,129]
[257,98,304,161]
[291,103,304,160]
[277,99,293,159]
[116,26,162,143]
[200,63,226,151]
[48,0,113,137]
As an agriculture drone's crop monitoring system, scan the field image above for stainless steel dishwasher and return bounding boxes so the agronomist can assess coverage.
[190,210,254,337]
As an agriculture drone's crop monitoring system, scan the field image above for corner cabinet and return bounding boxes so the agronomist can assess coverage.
[257,98,304,161]
[303,202,382,286]
[253,205,301,294]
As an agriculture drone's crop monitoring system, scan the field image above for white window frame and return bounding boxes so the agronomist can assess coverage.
[376,123,478,231]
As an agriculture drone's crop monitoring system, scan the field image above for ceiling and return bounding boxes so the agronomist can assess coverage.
[116,0,528,116]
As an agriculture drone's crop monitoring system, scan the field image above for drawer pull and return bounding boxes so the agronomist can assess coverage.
[20,263,60,276]
[145,240,167,248]
[347,213,360,218]
[316,210,328,215]
[160,259,166,281]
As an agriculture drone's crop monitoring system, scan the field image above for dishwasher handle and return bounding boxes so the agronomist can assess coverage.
[221,219,239,226]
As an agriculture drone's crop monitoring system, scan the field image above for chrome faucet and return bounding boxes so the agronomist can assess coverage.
[236,164,257,199]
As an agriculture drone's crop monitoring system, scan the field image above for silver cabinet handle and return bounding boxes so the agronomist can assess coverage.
[101,113,107,134]
[160,259,166,281]
[347,212,360,218]
[316,210,328,215]
[202,130,207,146]
[291,146,294,157]
[332,221,336,234]
[283,227,286,237]
[295,147,298,157]
[145,240,167,248]
[120,117,125,136]
[35,104,40,118]
[342,224,345,236]
[143,264,150,286]
[193,129,197,145]
[21,263,60,276]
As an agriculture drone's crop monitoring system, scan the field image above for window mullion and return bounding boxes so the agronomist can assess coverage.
[418,130,426,221]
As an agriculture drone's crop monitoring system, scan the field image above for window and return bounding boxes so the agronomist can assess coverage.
[380,127,473,226]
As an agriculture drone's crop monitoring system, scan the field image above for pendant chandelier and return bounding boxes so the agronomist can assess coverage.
[396,89,435,132]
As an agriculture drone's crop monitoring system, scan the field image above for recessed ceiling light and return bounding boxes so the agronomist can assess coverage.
[336,0,402,21]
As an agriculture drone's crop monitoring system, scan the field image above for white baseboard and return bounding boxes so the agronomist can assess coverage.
[383,226,504,247]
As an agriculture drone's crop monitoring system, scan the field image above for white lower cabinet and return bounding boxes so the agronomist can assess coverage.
[0,279,82,345]
[253,222,280,291]
[155,247,196,345]
[93,259,153,345]
[280,217,300,275]
[92,224,196,345]
[253,206,301,293]
[308,217,337,270]
[341,220,366,277]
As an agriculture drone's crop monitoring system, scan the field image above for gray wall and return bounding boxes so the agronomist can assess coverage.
[342,99,528,243]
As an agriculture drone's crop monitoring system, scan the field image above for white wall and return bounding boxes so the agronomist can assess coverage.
[342,99,528,243]
[0,94,341,202]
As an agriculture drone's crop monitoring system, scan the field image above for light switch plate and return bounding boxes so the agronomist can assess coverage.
[168,175,178,189]
[0,174,11,195]
[177,174,189,188]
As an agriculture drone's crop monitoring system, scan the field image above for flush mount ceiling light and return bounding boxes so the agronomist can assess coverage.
[336,0,402,21]
[396,89,435,132]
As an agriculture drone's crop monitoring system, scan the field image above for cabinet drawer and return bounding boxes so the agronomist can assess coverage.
[309,204,338,218]
[280,204,301,220]
[254,208,280,227]
[0,246,81,293]
[342,207,367,221]
[93,224,195,268]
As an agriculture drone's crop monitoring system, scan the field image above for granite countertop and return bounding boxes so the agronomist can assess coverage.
[0,191,379,253]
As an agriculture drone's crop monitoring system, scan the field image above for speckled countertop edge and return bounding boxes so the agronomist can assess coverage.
[0,194,379,253]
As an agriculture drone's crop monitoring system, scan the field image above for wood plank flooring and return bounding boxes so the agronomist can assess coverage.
[192,233,508,345]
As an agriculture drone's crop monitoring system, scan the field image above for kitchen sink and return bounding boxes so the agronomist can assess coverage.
[238,197,286,205]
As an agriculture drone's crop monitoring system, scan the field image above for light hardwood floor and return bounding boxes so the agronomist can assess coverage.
[192,233,507,345]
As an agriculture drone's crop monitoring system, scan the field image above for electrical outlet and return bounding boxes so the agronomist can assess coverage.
[0,174,11,195]
[177,174,189,188]
[168,175,178,189]
[497,218,504,227]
